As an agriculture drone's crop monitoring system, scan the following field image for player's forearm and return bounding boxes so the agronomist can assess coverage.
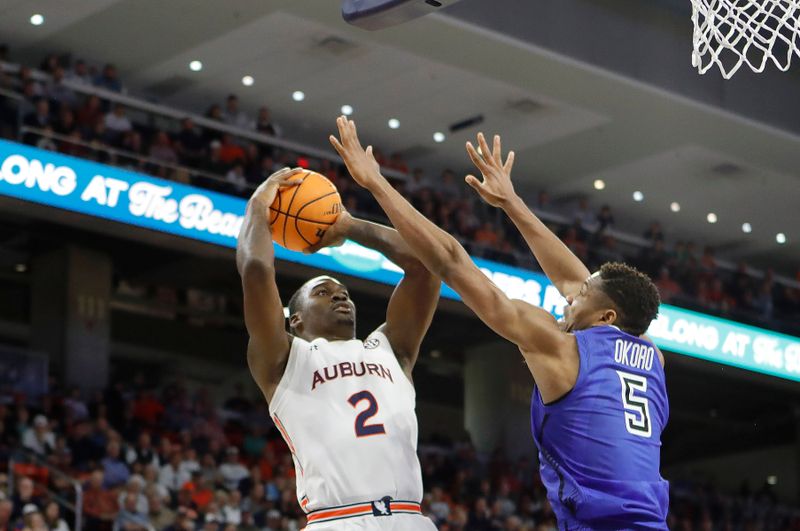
[503,196,590,295]
[236,198,276,274]
[344,216,427,273]
[366,178,464,279]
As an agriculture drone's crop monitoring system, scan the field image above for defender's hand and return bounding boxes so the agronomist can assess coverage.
[251,167,303,209]
[304,210,353,254]
[329,116,382,190]
[465,133,517,209]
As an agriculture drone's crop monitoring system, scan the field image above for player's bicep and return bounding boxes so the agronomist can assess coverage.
[241,260,287,345]
[240,261,291,396]
[383,268,440,368]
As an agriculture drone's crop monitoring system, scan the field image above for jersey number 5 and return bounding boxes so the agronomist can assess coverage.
[348,390,386,437]
[616,371,652,438]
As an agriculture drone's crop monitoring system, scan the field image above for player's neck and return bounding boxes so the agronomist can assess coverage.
[300,327,356,342]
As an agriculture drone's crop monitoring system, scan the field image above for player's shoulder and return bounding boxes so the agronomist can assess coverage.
[365,324,391,349]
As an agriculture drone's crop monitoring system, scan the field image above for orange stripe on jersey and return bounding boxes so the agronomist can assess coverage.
[306,501,422,523]
[273,414,304,478]
[306,505,372,522]
[272,414,297,454]
[301,497,309,508]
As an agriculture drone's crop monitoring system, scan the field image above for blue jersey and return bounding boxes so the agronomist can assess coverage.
[530,325,669,530]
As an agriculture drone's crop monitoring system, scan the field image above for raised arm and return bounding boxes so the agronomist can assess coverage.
[329,117,568,360]
[464,133,590,299]
[236,167,302,403]
[307,212,439,376]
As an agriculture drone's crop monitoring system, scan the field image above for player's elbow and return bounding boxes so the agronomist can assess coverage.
[401,256,436,281]
[437,237,470,282]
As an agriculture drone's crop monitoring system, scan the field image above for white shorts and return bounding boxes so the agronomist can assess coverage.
[304,514,438,530]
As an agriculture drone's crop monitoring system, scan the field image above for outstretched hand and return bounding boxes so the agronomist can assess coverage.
[329,116,383,190]
[465,133,517,208]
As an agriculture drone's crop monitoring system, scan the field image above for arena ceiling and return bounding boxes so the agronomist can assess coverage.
[1,0,798,273]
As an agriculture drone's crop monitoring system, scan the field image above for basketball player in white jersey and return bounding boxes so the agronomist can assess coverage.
[236,168,440,530]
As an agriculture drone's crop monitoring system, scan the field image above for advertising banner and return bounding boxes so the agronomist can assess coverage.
[2,140,798,381]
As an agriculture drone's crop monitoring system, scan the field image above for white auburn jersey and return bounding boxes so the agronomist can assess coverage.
[268,328,423,512]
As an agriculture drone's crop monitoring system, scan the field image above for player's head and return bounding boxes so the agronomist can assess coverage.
[562,262,660,336]
[287,276,356,341]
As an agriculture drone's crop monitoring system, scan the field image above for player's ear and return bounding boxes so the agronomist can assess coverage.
[599,308,617,325]
[289,312,302,331]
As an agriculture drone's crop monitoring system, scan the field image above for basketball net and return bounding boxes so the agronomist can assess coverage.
[690,0,800,78]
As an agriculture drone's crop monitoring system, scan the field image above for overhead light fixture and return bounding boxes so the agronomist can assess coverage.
[707,213,718,224]
[341,105,353,116]
[292,90,305,102]
[593,179,606,190]
[767,475,778,485]
[433,132,446,143]
[388,118,400,129]
[30,14,44,26]
[189,60,203,72]
[14,264,26,273]
[670,202,681,212]
[776,233,787,244]
[742,222,752,233]
[242,75,255,87]
[632,191,644,202]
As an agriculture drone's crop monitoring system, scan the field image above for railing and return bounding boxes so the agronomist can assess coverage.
[18,125,249,192]
[0,60,408,180]
[9,448,83,531]
[2,59,798,293]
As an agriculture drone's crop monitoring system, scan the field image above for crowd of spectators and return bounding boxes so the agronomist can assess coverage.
[1,377,799,531]
[0,48,799,334]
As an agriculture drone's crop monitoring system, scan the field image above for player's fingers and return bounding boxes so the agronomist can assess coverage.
[366,145,377,163]
[477,133,494,167]
[493,135,503,165]
[349,120,364,149]
[276,173,302,187]
[464,174,482,190]
[303,242,321,254]
[336,117,348,141]
[266,167,291,182]
[503,151,515,174]
[329,135,345,155]
[466,142,490,173]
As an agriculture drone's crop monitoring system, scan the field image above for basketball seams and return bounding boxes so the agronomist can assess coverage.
[295,220,317,247]
[281,172,309,248]
[293,189,341,248]
[271,186,283,224]
[268,208,335,226]
[293,190,341,219]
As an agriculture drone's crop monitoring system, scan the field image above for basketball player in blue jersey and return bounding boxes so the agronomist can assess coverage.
[330,117,669,530]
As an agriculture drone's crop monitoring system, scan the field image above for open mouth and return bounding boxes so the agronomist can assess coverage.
[333,304,352,314]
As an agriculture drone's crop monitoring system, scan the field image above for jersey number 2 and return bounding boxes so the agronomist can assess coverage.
[616,371,652,438]
[348,390,386,437]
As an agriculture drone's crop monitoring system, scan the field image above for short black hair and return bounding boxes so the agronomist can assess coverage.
[597,262,660,336]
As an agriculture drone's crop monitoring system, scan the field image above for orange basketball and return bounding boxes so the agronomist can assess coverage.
[269,171,343,251]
